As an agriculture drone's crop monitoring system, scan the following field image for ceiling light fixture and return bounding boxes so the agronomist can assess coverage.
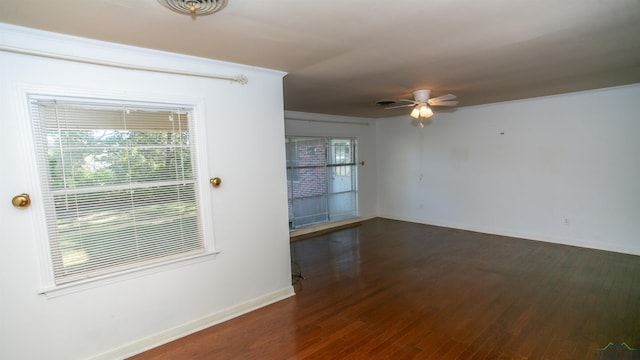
[157,0,228,16]
[380,89,458,126]
[410,103,433,119]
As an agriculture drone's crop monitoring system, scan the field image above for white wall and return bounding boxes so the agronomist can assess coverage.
[285,111,377,220]
[376,84,640,255]
[0,24,292,359]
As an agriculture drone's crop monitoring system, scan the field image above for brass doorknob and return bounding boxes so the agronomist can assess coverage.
[12,193,31,208]
[210,177,222,188]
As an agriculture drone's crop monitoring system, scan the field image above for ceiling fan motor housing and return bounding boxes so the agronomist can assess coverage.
[413,89,431,102]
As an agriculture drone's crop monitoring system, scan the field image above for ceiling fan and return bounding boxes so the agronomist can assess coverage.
[381,89,458,127]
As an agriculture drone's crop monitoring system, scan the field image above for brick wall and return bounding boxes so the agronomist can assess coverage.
[288,140,327,199]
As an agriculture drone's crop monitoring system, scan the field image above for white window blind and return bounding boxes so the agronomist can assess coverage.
[29,96,205,285]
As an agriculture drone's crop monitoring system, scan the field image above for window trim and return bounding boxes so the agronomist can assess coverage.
[38,250,220,298]
[16,84,219,297]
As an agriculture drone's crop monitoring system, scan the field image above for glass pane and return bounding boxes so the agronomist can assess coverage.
[291,195,328,228]
[328,165,355,193]
[328,191,357,221]
[328,139,354,165]
[286,136,358,229]
[288,138,326,167]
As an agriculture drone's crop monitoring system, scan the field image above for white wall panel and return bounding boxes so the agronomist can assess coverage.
[376,84,640,255]
[0,24,292,360]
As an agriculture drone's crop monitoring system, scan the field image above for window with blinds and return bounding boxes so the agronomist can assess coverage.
[29,96,205,285]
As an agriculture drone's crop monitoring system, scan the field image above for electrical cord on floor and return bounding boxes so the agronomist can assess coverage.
[291,260,305,285]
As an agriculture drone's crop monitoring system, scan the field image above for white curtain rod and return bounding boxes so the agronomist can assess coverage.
[0,45,248,84]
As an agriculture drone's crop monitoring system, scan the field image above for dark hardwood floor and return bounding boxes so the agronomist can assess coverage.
[130,218,640,359]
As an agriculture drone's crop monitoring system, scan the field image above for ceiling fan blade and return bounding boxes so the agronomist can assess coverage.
[429,100,459,107]
[397,99,417,104]
[430,94,457,101]
[428,94,457,103]
[385,104,415,110]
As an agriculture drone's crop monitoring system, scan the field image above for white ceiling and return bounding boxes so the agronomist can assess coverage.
[1,0,639,118]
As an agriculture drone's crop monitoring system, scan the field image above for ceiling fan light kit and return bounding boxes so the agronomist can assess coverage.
[157,0,228,16]
[411,103,433,119]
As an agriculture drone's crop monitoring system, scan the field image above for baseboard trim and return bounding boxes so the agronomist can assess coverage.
[377,214,640,256]
[91,286,295,360]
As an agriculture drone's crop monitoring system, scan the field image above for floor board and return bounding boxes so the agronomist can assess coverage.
[130,218,640,359]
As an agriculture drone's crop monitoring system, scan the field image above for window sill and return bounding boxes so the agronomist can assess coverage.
[38,250,221,299]
[289,216,373,241]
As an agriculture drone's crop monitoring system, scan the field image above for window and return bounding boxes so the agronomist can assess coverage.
[286,137,357,229]
[29,95,206,285]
